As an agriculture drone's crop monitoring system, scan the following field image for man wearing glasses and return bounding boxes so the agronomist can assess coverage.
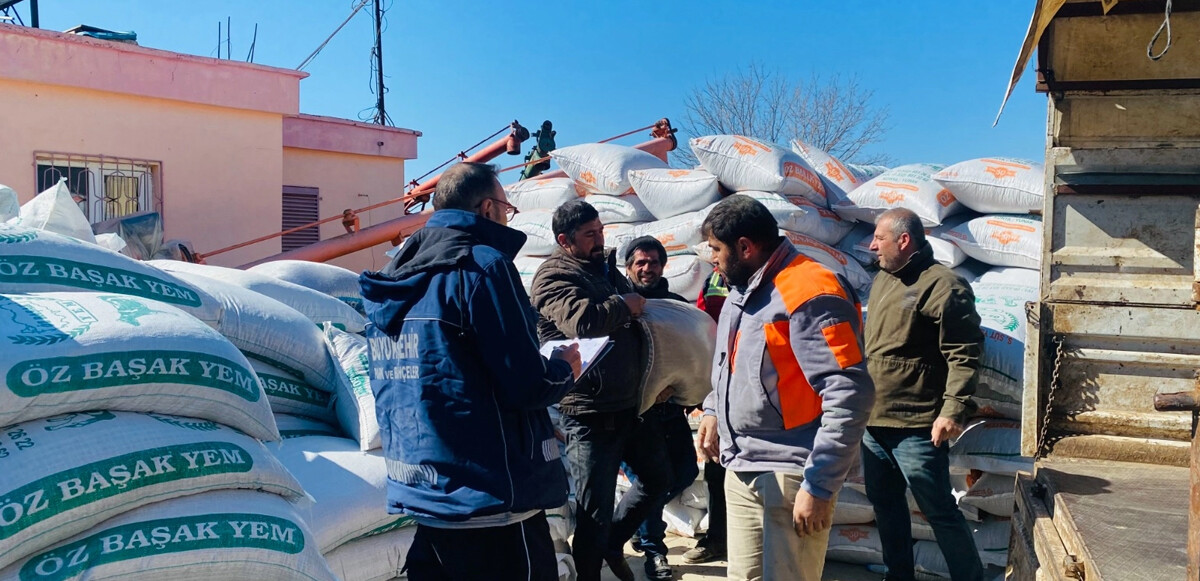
[361,162,581,580]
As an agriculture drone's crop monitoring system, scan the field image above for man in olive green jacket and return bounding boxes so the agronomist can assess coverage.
[863,208,984,581]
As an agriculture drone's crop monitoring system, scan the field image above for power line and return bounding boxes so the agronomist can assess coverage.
[297,0,370,71]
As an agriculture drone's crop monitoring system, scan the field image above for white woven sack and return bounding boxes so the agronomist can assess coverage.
[504,177,581,212]
[781,232,874,301]
[737,191,854,245]
[834,163,964,227]
[836,223,876,266]
[150,261,365,333]
[321,526,416,581]
[270,435,410,553]
[0,184,19,222]
[636,299,715,413]
[934,157,1044,214]
[248,260,365,317]
[508,209,557,257]
[0,411,303,571]
[959,472,1017,517]
[550,143,668,195]
[662,500,706,538]
[848,163,889,182]
[514,256,546,296]
[627,168,721,219]
[323,324,380,451]
[832,488,875,525]
[0,292,277,440]
[619,207,714,258]
[15,179,96,244]
[584,194,655,224]
[690,135,827,206]
[663,254,708,302]
[944,214,1041,269]
[950,419,1032,476]
[972,517,1012,568]
[603,222,641,254]
[826,525,884,566]
[971,267,1038,403]
[790,139,867,197]
[274,413,343,440]
[249,359,335,423]
[0,224,223,327]
[155,269,341,392]
[0,489,335,581]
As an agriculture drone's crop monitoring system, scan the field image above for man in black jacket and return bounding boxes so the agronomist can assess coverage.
[621,236,700,580]
[531,203,671,581]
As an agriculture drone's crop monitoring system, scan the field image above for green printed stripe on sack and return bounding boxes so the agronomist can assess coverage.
[7,350,260,402]
[258,373,331,408]
[0,442,254,541]
[19,513,303,581]
[0,255,202,307]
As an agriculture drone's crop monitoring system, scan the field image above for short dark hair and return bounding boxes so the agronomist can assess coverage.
[552,199,600,239]
[878,208,927,247]
[624,236,667,267]
[700,195,779,249]
[433,162,499,211]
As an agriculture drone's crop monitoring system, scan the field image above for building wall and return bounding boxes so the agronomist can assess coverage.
[0,78,284,267]
[281,148,408,274]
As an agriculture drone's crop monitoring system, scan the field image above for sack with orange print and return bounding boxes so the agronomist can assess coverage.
[690,135,827,207]
[832,163,964,227]
[943,214,1041,269]
[933,157,1044,214]
[789,139,868,199]
[627,168,721,219]
[549,143,667,196]
[737,191,854,246]
[584,193,656,224]
[504,177,580,212]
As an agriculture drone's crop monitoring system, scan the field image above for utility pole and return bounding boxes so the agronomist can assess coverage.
[372,0,387,125]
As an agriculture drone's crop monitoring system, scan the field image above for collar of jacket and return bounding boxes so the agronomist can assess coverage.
[427,209,527,258]
[884,242,936,284]
[730,237,794,308]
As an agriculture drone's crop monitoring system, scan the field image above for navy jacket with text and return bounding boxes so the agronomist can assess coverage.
[359,209,575,522]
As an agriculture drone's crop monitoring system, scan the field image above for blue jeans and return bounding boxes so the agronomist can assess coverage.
[861,427,983,581]
[626,403,700,557]
[560,409,671,581]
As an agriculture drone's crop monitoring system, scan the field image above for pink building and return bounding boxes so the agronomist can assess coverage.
[0,23,420,273]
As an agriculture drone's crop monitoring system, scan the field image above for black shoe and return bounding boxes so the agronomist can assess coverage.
[603,551,636,581]
[644,554,673,580]
[680,540,726,564]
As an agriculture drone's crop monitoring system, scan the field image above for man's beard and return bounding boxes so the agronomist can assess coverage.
[723,256,756,288]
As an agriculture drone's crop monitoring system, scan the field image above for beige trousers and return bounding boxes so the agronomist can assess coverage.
[724,470,834,581]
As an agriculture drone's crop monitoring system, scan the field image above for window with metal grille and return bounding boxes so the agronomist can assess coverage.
[34,153,160,223]
[281,186,320,252]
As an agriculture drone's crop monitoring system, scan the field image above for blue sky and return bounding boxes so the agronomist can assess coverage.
[25,1,1045,183]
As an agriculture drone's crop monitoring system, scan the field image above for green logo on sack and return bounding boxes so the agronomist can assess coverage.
[0,442,254,542]
[44,411,117,431]
[19,513,302,580]
[7,350,261,403]
[0,255,202,307]
[146,413,222,432]
[98,295,161,327]
[258,373,331,408]
[0,230,38,244]
[1,297,96,346]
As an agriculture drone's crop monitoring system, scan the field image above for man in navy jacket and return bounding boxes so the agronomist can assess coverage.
[360,162,581,580]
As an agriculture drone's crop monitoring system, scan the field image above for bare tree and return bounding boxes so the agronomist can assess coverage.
[674,64,891,168]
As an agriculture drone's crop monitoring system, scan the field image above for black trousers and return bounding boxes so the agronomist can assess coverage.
[404,511,559,581]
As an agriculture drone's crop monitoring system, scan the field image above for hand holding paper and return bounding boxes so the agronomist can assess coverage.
[540,336,613,379]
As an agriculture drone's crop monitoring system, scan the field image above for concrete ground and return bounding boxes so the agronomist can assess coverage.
[598,535,881,581]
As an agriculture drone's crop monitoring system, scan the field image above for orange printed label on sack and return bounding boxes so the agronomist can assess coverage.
[990,230,1021,245]
[731,136,771,156]
[879,190,906,204]
[579,171,597,185]
[824,161,846,182]
[784,162,826,196]
[838,527,872,542]
[668,170,691,178]
[986,219,1036,232]
[936,189,957,207]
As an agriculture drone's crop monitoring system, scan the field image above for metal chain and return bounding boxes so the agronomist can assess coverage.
[1037,334,1066,459]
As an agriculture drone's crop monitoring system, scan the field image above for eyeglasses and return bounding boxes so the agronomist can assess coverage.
[477,197,519,220]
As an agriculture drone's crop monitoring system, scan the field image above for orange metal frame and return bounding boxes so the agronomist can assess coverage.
[221,118,677,268]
